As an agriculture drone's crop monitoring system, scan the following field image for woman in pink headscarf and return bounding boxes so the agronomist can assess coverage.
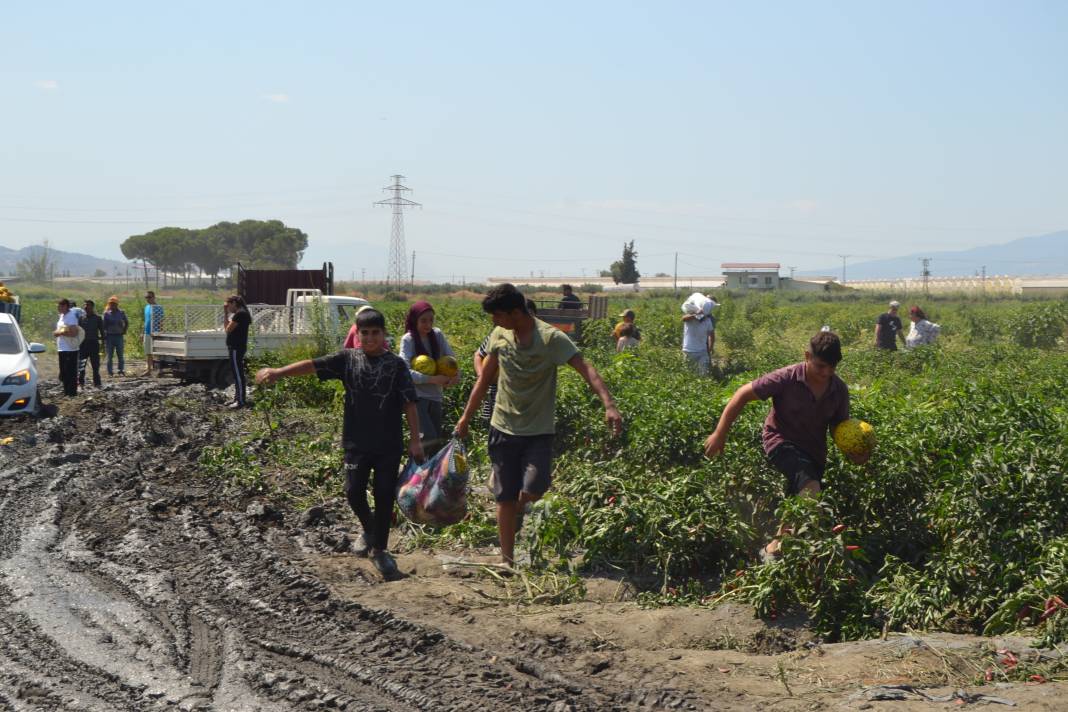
[399,301,459,450]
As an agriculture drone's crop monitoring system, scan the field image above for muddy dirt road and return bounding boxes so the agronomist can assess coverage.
[0,377,1064,711]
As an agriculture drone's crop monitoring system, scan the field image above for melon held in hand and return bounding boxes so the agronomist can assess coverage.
[411,355,437,375]
[833,419,876,458]
[436,355,459,377]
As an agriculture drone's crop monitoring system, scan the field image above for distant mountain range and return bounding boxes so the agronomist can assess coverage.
[803,230,1068,281]
[0,244,128,277]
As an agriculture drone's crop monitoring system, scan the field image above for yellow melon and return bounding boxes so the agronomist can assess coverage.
[833,419,876,457]
[436,355,459,377]
[411,354,437,375]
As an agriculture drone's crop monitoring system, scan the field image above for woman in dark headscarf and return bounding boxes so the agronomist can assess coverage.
[399,301,459,451]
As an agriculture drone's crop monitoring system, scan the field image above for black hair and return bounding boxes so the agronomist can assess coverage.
[84,299,95,307]
[525,298,538,316]
[809,330,843,366]
[910,306,927,320]
[226,295,247,309]
[561,284,574,293]
[356,308,386,330]
[57,298,71,308]
[482,284,527,314]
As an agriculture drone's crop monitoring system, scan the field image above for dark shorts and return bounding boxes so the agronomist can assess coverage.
[488,427,554,503]
[767,442,824,496]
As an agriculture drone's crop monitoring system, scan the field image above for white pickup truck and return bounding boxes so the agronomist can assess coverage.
[150,289,369,386]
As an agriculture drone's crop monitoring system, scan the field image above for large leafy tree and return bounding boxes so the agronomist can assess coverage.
[231,219,307,269]
[120,219,309,286]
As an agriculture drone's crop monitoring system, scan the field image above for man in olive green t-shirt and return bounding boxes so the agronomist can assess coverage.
[456,284,622,566]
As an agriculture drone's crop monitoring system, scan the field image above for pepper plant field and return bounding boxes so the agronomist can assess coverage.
[221,292,1068,651]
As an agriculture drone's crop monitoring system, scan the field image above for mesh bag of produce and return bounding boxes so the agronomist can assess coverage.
[396,438,469,527]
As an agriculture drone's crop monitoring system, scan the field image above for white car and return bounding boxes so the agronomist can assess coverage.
[0,312,46,415]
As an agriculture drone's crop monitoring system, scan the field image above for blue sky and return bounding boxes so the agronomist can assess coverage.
[2,1,1066,281]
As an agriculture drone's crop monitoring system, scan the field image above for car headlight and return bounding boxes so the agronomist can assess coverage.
[2,370,30,386]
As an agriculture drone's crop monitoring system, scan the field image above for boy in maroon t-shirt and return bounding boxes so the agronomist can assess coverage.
[703,331,868,560]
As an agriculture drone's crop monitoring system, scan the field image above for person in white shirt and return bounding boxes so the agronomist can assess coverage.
[905,306,940,348]
[681,295,717,375]
[53,298,81,396]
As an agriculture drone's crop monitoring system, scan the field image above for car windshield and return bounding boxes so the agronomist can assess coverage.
[0,324,22,355]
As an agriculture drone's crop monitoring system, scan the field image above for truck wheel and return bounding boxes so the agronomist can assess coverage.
[211,361,234,389]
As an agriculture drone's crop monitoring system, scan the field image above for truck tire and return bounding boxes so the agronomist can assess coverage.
[211,360,234,389]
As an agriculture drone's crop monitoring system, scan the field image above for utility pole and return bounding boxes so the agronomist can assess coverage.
[673,252,678,296]
[410,250,416,287]
[981,265,986,297]
[375,175,420,288]
[920,258,931,295]
[837,255,850,284]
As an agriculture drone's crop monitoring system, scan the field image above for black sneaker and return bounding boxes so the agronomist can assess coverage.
[352,533,371,558]
[370,550,401,581]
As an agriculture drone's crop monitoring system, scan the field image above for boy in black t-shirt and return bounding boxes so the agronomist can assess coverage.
[255,309,423,580]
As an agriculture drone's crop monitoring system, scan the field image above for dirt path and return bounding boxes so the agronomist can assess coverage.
[0,378,1064,710]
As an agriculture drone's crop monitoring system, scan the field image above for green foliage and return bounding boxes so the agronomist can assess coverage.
[120,219,309,286]
[1010,302,1067,348]
[189,290,1068,647]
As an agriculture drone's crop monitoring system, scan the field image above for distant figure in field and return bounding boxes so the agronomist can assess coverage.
[78,299,105,388]
[224,295,252,409]
[905,306,941,349]
[102,296,128,376]
[613,308,641,344]
[875,300,905,350]
[558,284,582,310]
[142,291,164,375]
[681,293,717,375]
[53,299,81,397]
[616,323,640,352]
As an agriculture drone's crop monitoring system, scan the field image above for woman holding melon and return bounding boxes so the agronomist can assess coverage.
[400,301,460,452]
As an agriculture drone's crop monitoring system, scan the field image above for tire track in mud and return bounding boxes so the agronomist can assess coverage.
[0,381,701,711]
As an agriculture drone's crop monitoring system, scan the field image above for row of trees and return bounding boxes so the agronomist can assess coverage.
[120,220,308,288]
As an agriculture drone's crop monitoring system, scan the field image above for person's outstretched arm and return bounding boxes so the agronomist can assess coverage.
[567,354,623,436]
[255,359,316,385]
[703,382,758,458]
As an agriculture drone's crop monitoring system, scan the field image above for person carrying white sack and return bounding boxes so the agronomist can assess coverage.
[681,292,718,375]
